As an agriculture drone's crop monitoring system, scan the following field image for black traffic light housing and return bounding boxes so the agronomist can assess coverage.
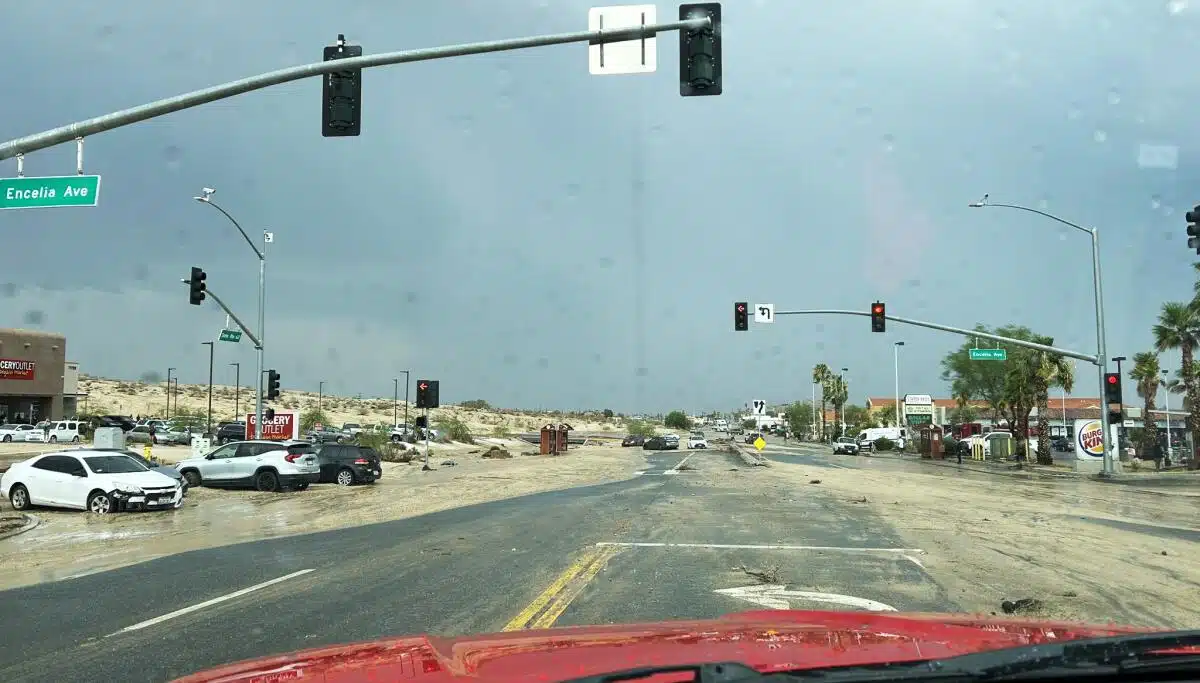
[266,369,281,401]
[1104,372,1123,424]
[414,415,428,429]
[264,407,275,422]
[870,302,886,333]
[1187,205,1200,254]
[415,379,440,409]
[734,301,748,331]
[679,3,722,97]
[188,267,207,306]
[322,34,362,137]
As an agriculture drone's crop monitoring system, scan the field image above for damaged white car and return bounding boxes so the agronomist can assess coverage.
[1,450,184,514]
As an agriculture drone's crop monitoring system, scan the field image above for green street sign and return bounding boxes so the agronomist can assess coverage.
[969,348,1007,361]
[0,175,102,210]
[219,329,242,343]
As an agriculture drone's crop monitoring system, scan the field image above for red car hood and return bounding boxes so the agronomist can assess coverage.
[175,610,1158,683]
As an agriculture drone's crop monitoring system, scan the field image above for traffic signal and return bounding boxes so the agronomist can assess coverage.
[1187,205,1200,254]
[264,407,275,422]
[870,302,886,333]
[188,267,207,306]
[734,301,748,331]
[679,3,722,97]
[1104,372,1123,425]
[414,415,428,429]
[322,34,363,137]
[266,369,281,401]
[415,379,440,409]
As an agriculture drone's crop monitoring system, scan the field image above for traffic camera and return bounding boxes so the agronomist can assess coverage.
[188,267,207,306]
[679,4,722,97]
[266,369,281,401]
[734,301,748,331]
[870,302,886,333]
[322,34,362,137]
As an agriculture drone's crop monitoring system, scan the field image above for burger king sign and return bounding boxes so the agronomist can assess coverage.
[1075,419,1105,458]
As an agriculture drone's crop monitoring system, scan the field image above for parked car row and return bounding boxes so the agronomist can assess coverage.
[0,439,383,514]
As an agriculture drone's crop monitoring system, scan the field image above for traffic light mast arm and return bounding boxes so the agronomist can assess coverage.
[774,308,1099,364]
[0,17,712,161]
[179,279,262,348]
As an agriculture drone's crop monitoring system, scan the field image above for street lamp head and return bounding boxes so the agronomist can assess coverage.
[895,341,905,346]
[968,193,989,208]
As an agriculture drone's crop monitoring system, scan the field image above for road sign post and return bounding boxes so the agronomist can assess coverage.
[969,348,1007,361]
[0,175,101,209]
[219,329,242,343]
[751,399,766,415]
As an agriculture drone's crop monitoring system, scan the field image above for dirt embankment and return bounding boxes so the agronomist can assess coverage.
[766,460,1200,628]
[0,444,638,591]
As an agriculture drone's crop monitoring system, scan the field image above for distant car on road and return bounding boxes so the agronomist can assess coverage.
[687,433,708,449]
[833,437,859,455]
[622,434,646,447]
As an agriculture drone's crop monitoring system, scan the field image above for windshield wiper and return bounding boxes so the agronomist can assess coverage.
[559,631,1200,683]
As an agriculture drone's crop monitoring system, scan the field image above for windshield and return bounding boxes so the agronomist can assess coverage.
[4,3,1200,681]
[83,455,150,474]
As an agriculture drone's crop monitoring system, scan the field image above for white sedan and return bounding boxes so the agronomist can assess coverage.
[687,433,708,449]
[0,424,45,442]
[1,450,183,514]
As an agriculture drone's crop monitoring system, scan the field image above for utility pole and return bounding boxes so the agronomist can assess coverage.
[202,342,214,436]
[230,362,240,419]
[165,367,175,419]
[318,381,324,415]
[1111,355,1127,459]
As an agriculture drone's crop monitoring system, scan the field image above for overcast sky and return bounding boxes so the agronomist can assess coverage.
[1,0,1197,413]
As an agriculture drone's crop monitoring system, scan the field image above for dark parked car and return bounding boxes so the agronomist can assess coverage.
[314,444,382,486]
[306,427,351,444]
[214,422,247,444]
[642,436,670,450]
[622,434,645,447]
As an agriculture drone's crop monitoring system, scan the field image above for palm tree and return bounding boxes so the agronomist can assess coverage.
[1033,350,1074,466]
[1152,302,1200,464]
[1129,352,1161,459]
[812,364,832,440]
[825,374,849,437]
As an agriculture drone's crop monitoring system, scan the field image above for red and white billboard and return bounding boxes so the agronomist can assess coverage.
[246,410,299,441]
[0,358,35,381]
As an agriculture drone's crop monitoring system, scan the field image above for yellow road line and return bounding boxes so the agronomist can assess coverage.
[502,545,622,631]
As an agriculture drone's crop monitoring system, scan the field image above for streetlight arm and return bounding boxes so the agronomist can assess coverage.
[197,199,264,260]
[972,201,1093,237]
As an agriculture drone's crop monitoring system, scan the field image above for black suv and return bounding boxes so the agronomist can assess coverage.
[215,422,247,444]
[314,444,383,486]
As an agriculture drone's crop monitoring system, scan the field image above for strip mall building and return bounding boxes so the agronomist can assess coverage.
[0,328,80,423]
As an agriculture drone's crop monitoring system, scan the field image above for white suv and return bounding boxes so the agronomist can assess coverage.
[175,440,319,492]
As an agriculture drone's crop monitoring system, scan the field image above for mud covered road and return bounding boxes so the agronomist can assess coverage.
[0,443,1196,682]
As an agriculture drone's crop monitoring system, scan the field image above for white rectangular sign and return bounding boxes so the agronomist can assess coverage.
[589,5,657,75]
[903,404,934,415]
[751,399,767,415]
[903,394,933,405]
[754,303,775,324]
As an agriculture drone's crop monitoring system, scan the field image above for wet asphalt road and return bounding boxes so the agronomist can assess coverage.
[0,446,953,682]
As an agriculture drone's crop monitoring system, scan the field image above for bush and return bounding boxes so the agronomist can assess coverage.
[625,419,656,437]
[664,411,691,430]
[436,416,474,444]
[874,437,895,451]
[300,408,330,433]
[460,399,491,410]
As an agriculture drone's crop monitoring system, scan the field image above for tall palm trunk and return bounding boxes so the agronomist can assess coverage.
[1184,343,1198,468]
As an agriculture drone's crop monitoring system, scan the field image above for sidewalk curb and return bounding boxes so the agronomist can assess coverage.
[0,512,40,541]
[727,443,769,467]
[909,455,1080,480]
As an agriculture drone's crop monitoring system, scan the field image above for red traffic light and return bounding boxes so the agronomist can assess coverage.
[872,305,883,314]
[1107,375,1118,384]
[736,303,745,312]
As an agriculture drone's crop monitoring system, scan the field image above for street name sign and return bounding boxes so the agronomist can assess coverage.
[219,329,243,343]
[588,5,658,74]
[969,348,1007,361]
[754,303,775,324]
[0,175,101,209]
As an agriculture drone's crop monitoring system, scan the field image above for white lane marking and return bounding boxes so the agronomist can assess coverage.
[596,542,924,553]
[715,584,898,612]
[105,568,315,637]
[903,554,926,569]
[665,453,693,475]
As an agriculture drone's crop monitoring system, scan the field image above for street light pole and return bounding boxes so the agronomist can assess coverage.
[318,381,324,415]
[165,367,175,419]
[399,370,410,430]
[811,381,817,441]
[393,378,399,426]
[968,197,1115,475]
[893,342,905,427]
[230,362,240,420]
[840,367,849,436]
[202,342,214,436]
[194,188,268,439]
